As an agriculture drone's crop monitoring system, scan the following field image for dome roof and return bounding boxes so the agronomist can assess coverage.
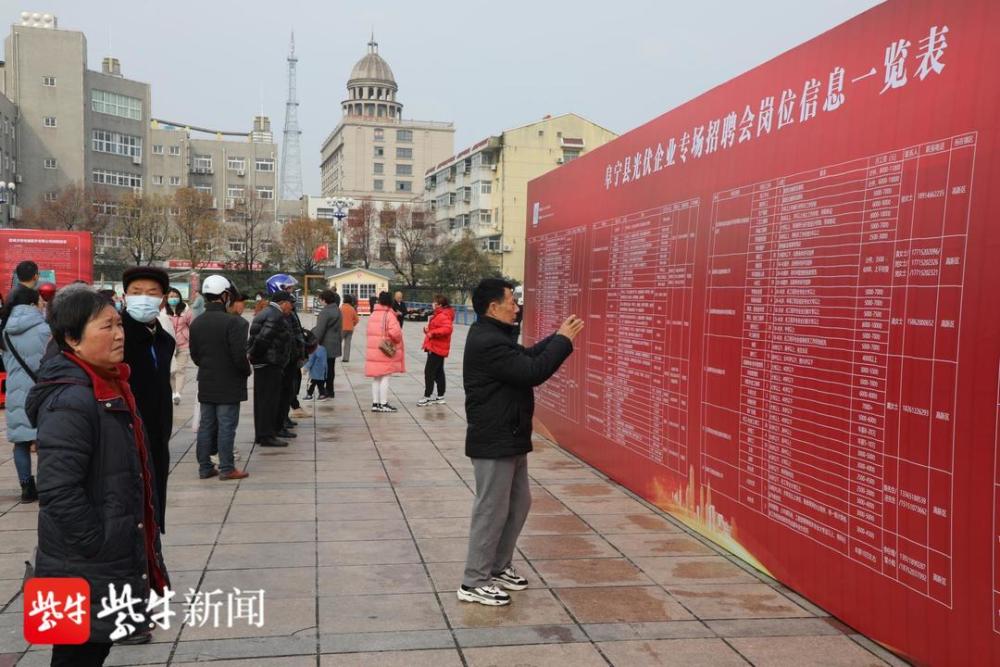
[349,39,396,86]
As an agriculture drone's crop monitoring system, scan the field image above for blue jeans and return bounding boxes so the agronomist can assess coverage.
[12,441,32,483]
[197,403,240,475]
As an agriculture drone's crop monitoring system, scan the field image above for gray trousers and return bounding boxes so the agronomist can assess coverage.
[463,454,531,588]
[341,331,354,362]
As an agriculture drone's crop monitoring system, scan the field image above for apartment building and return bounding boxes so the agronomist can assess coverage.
[423,113,617,283]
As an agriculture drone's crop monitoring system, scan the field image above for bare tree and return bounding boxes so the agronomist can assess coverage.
[20,182,111,233]
[378,204,440,288]
[429,233,502,304]
[282,216,334,275]
[173,187,222,270]
[345,197,378,268]
[227,190,274,283]
[116,191,172,266]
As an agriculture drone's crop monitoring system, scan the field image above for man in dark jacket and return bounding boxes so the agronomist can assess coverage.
[190,275,251,480]
[248,291,294,446]
[121,266,175,533]
[392,290,407,326]
[457,278,583,607]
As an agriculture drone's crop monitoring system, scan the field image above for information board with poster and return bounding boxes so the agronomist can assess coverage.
[0,229,93,290]
[523,1,1000,663]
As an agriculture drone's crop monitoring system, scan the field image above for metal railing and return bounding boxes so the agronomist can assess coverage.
[404,302,477,325]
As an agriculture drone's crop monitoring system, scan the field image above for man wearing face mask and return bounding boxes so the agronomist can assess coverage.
[121,266,175,535]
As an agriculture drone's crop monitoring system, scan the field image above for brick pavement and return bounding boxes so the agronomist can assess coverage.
[0,316,907,666]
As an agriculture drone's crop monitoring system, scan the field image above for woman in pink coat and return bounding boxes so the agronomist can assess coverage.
[365,291,405,412]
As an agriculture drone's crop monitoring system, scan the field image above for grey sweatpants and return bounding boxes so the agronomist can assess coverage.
[462,454,531,588]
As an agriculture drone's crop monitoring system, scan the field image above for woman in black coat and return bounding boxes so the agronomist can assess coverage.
[27,286,170,666]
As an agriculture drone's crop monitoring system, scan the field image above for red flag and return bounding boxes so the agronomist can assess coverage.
[312,244,329,262]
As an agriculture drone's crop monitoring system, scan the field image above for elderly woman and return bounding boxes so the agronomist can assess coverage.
[26,286,169,665]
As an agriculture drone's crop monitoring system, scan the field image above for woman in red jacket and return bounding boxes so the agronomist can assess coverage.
[418,294,454,406]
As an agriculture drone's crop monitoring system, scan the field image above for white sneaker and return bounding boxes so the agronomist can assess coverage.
[492,566,528,591]
[417,397,433,407]
[457,584,511,606]
[433,396,446,405]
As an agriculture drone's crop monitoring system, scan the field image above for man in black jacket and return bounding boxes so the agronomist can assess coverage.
[457,278,583,607]
[190,275,251,480]
[248,291,294,447]
[121,266,175,534]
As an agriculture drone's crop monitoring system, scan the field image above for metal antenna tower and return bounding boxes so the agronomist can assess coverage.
[279,32,303,201]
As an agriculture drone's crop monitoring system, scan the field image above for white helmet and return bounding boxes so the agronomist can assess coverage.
[201,274,232,297]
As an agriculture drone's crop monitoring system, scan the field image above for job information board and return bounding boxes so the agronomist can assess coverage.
[523,1,1000,663]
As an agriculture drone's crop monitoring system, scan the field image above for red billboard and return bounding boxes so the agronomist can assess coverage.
[0,229,93,290]
[523,1,999,663]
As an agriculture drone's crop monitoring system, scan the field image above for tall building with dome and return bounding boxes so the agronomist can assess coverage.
[319,36,454,203]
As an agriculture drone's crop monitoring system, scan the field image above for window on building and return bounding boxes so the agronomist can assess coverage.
[373,162,384,175]
[44,191,58,202]
[379,243,395,261]
[396,181,412,192]
[256,186,274,199]
[396,147,412,159]
[93,201,119,216]
[42,76,56,87]
[227,186,245,199]
[192,154,213,172]
[396,164,412,176]
[152,144,163,155]
[152,175,164,185]
[91,89,143,120]
[227,157,246,171]
[169,176,181,186]
[92,168,142,188]
[43,116,57,127]
[481,182,492,194]
[255,158,274,171]
[373,127,384,142]
[562,149,581,162]
[396,129,413,142]
[374,146,384,158]
[479,210,492,224]
[92,129,142,158]
[44,158,57,169]
[373,179,384,191]
[169,145,181,156]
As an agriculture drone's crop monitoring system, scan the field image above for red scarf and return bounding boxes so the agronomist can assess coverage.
[64,353,168,593]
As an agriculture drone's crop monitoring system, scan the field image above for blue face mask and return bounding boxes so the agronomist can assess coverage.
[167,297,181,307]
[125,295,162,323]
[114,301,123,312]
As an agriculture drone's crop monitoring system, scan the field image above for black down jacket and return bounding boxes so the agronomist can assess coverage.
[248,303,292,368]
[189,302,251,404]
[121,311,174,533]
[26,353,170,643]
[463,316,573,459]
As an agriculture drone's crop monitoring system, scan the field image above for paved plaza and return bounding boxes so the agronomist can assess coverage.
[0,318,906,666]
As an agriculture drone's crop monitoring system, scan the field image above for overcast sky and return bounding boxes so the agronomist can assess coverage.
[15,1,882,194]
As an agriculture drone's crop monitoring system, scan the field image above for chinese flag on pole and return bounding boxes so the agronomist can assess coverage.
[312,244,329,262]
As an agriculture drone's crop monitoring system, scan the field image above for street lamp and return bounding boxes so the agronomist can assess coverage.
[325,196,355,269]
[0,181,16,227]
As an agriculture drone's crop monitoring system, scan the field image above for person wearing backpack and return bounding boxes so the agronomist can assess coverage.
[2,287,50,502]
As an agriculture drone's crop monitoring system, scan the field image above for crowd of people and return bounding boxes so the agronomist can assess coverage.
[1,259,587,663]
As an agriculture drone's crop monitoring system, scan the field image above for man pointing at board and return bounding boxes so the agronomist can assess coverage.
[458,278,584,606]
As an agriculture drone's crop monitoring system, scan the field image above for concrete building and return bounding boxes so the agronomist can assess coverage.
[3,12,150,216]
[319,37,454,205]
[0,90,18,225]
[423,113,617,282]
